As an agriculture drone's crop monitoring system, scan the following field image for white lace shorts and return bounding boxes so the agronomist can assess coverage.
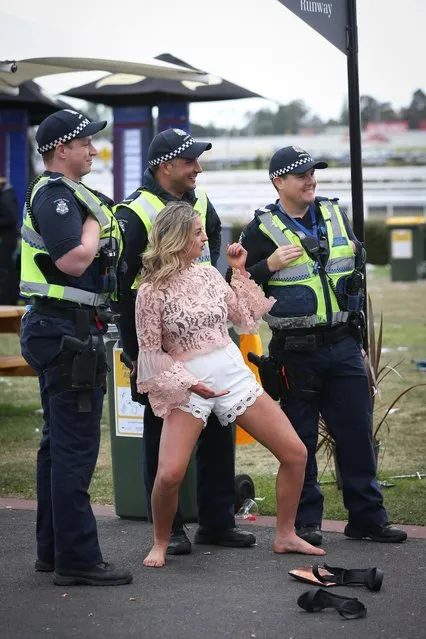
[179,341,263,426]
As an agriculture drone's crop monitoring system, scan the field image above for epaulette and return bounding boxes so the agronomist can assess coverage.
[120,188,144,204]
[254,203,277,220]
[316,196,339,203]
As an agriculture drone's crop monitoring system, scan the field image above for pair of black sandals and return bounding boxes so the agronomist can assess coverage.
[289,563,384,619]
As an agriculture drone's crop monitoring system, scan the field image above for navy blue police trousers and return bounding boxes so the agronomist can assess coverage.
[21,309,104,570]
[269,333,388,529]
[143,400,236,531]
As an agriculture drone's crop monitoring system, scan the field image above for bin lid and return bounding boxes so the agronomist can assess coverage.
[385,216,426,226]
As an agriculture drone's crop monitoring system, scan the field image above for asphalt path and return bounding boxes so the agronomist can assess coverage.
[1,508,424,639]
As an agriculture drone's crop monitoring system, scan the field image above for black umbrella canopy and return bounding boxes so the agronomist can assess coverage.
[0,80,78,125]
[62,53,262,107]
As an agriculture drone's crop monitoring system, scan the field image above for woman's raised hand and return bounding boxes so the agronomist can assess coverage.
[226,242,248,271]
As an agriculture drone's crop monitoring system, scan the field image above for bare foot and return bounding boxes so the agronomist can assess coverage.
[143,544,167,567]
[273,533,326,556]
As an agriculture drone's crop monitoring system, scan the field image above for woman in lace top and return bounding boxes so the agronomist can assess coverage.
[136,201,325,567]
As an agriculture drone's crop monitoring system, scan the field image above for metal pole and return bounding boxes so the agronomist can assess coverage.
[346,0,364,243]
[346,0,369,350]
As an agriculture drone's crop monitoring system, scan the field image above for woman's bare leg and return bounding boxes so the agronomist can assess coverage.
[236,392,326,556]
[143,409,204,567]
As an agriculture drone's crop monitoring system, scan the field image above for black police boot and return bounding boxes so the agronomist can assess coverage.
[35,559,54,573]
[296,524,323,546]
[166,525,192,555]
[194,526,256,547]
[344,522,407,543]
[53,562,133,586]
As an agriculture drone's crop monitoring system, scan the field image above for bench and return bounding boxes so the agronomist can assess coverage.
[0,355,37,377]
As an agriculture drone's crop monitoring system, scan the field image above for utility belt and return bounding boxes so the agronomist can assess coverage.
[32,297,119,328]
[271,323,350,352]
[33,297,99,323]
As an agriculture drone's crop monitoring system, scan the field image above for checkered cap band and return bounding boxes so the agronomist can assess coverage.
[269,156,313,179]
[148,137,195,166]
[37,118,91,153]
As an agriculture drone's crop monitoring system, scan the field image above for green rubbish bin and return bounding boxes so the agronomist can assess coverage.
[385,216,426,282]
[105,328,197,521]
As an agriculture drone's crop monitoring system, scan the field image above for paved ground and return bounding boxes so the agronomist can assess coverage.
[0,501,425,639]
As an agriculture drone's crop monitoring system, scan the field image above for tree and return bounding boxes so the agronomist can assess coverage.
[401,89,426,129]
[274,101,308,134]
[360,95,380,127]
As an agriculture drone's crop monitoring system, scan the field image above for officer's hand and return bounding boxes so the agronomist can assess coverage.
[226,242,247,270]
[267,245,303,272]
[131,360,137,377]
[190,382,230,399]
[349,240,356,253]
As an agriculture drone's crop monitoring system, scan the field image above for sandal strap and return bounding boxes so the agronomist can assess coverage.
[312,563,337,584]
[298,588,367,619]
[303,588,323,612]
[322,563,384,591]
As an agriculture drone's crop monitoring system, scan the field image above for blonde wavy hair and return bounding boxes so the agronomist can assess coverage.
[141,201,200,289]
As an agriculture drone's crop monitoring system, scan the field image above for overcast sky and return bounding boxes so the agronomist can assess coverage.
[1,0,425,127]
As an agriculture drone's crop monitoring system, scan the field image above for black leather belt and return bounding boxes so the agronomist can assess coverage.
[272,324,350,350]
[32,298,98,322]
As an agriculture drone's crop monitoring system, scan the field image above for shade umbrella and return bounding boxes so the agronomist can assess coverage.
[0,79,80,125]
[62,53,262,106]
[0,57,208,95]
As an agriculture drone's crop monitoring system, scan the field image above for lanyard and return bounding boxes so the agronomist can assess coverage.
[277,202,318,240]
[277,202,322,273]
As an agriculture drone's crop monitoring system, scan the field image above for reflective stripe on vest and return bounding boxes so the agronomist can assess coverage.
[264,310,349,330]
[257,201,354,328]
[21,226,112,253]
[20,175,121,305]
[20,282,107,306]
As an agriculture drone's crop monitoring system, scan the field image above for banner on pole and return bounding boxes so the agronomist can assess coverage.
[275,0,348,54]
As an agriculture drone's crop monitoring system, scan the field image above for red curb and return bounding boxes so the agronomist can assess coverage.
[1,498,425,539]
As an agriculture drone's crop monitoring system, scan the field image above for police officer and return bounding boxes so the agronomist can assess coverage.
[114,128,256,555]
[20,109,133,586]
[241,146,407,546]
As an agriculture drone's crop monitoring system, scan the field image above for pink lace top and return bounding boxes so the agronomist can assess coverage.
[135,265,275,419]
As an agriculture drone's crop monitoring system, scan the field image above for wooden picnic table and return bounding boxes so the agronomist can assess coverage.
[0,305,26,335]
[0,305,36,376]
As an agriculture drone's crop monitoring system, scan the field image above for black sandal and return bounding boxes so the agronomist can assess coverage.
[297,588,367,619]
[289,563,383,591]
[312,563,384,591]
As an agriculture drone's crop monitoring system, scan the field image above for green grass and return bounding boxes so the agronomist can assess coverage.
[1,266,425,523]
[247,475,426,525]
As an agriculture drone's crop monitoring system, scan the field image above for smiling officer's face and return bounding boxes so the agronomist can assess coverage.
[274,168,317,212]
[64,136,98,180]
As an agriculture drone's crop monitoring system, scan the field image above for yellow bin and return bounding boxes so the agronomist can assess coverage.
[236,333,264,445]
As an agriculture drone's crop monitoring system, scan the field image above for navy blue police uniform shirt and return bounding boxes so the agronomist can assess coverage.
[241,197,362,289]
[31,171,110,295]
[114,167,222,360]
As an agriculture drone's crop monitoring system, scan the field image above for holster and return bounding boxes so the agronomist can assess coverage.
[247,352,288,402]
[59,309,107,412]
[347,311,365,344]
[283,334,317,352]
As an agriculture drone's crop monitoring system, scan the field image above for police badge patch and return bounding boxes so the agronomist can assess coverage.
[118,218,128,234]
[55,199,70,215]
